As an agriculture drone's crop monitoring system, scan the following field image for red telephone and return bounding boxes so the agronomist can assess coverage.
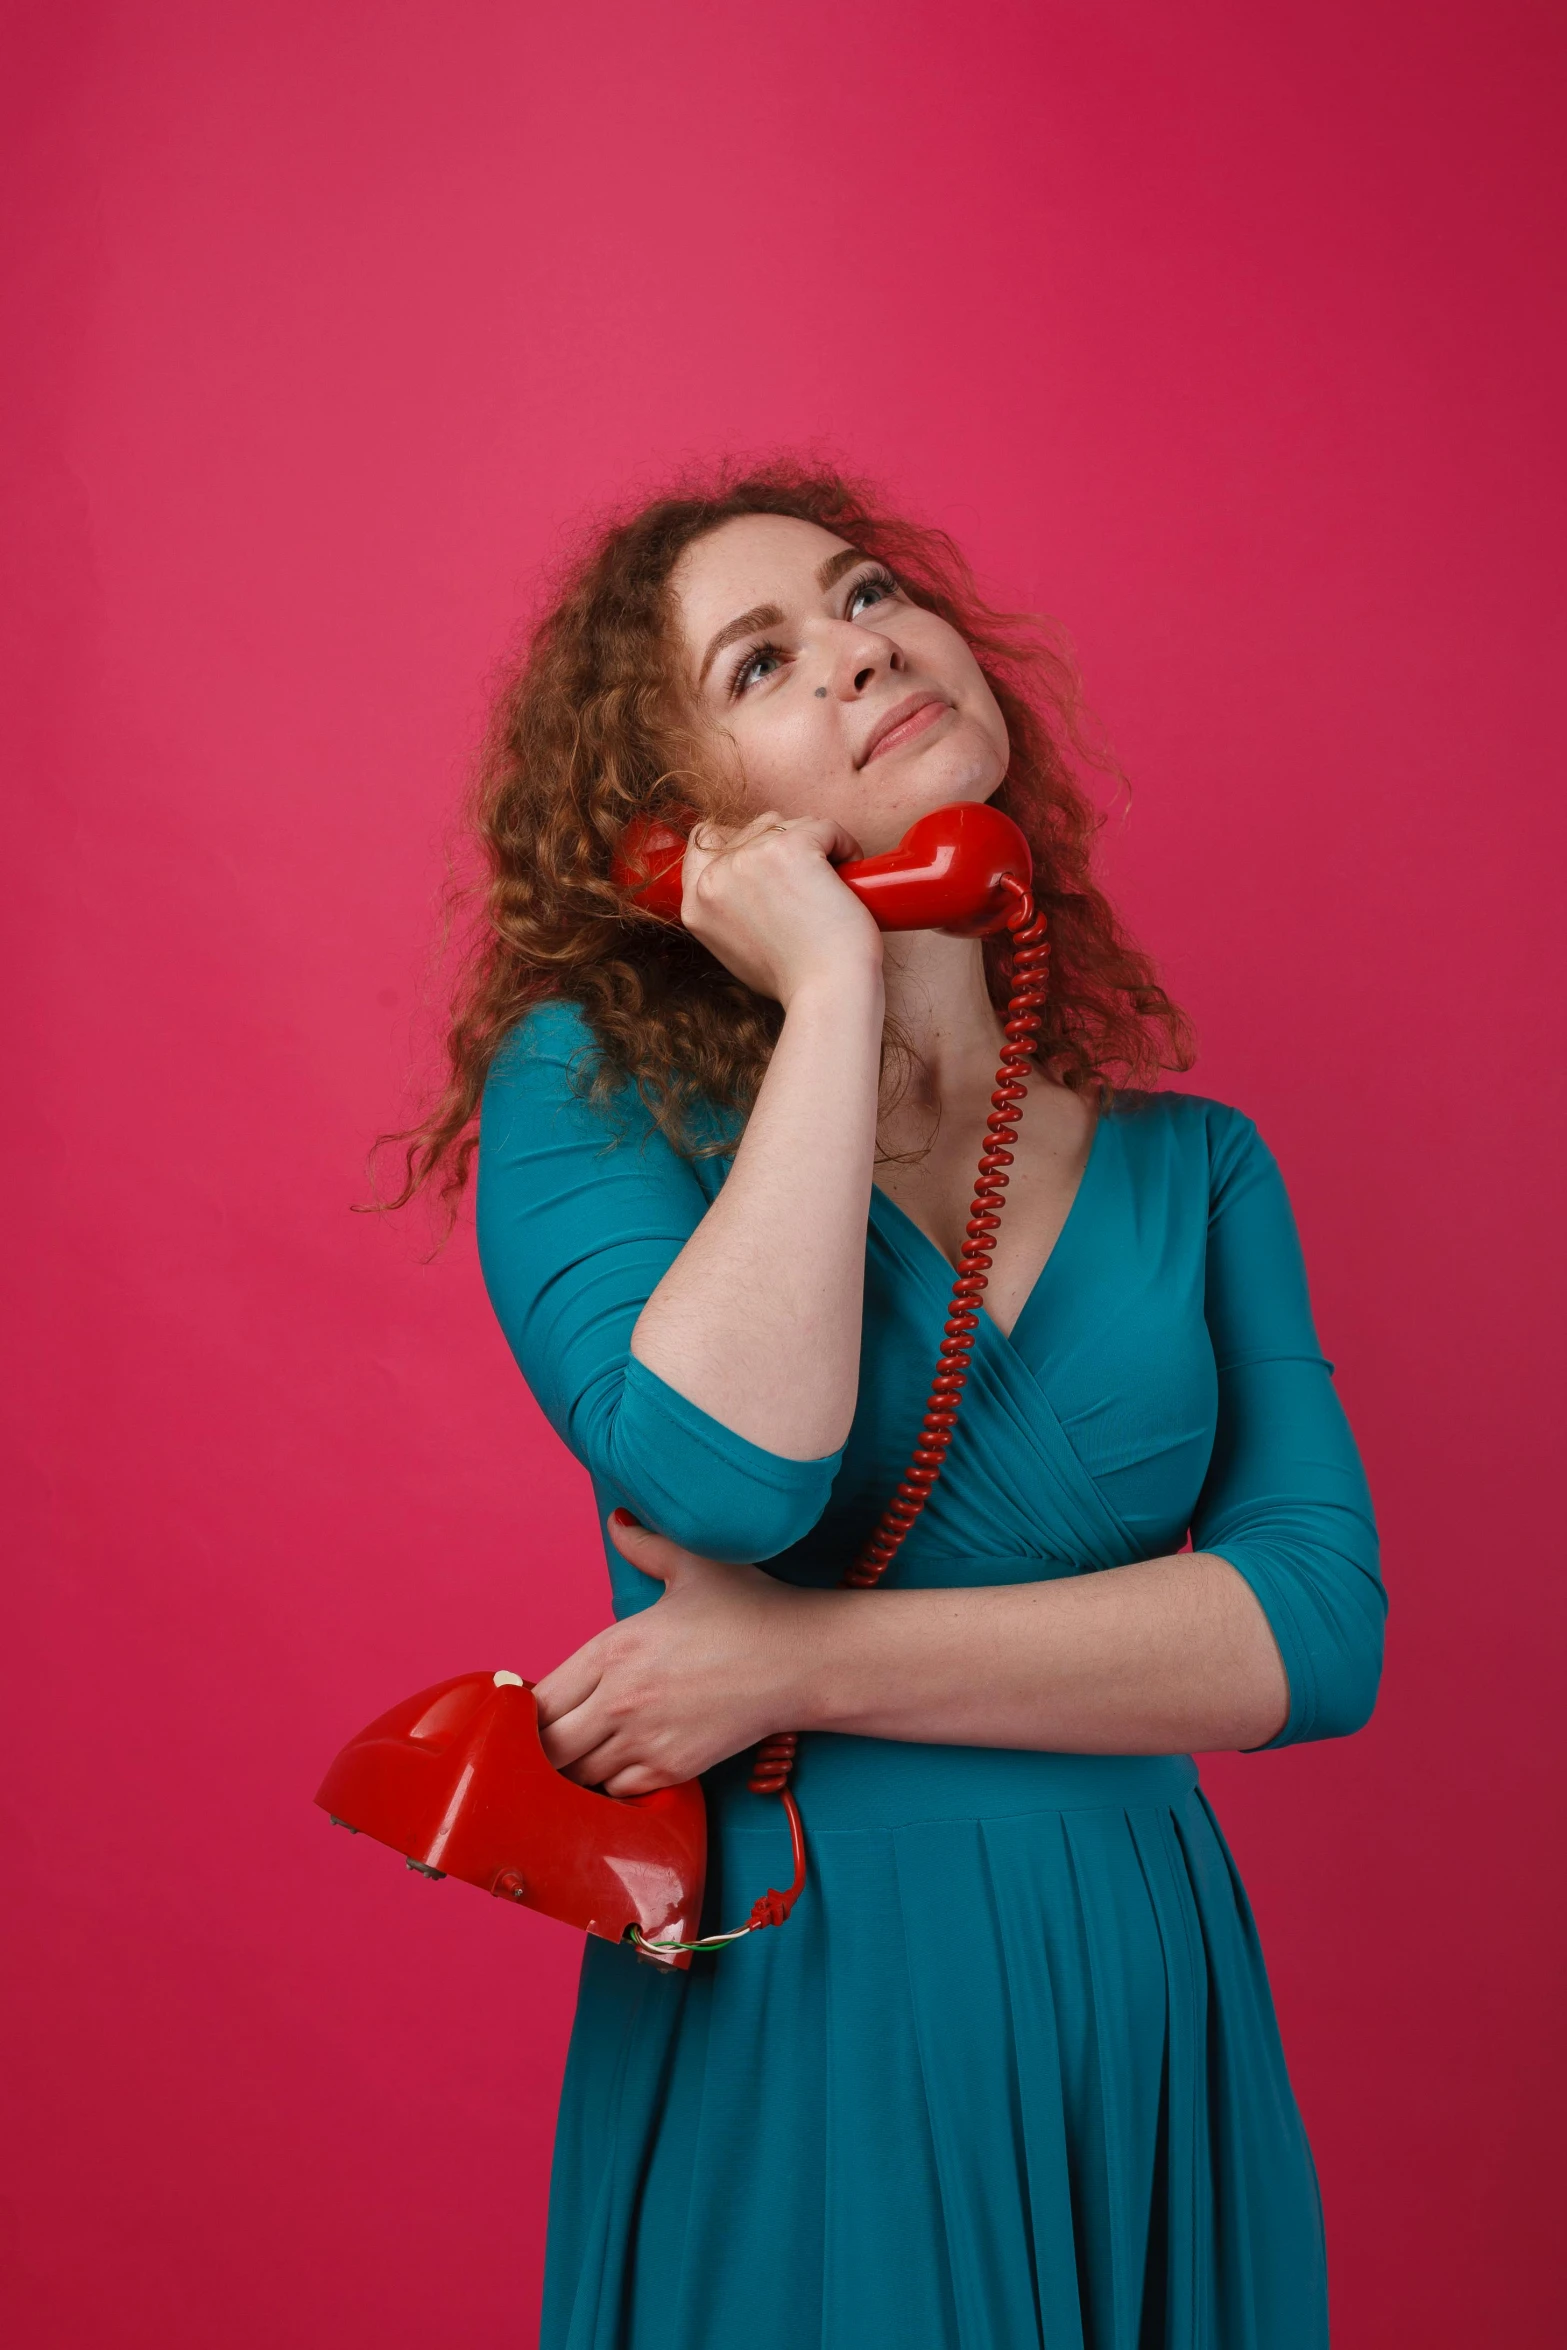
[317,802,1049,1967]
[317,1672,709,1955]
[610,798,1030,937]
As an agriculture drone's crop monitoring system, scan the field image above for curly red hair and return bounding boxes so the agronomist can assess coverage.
[378,462,1196,1210]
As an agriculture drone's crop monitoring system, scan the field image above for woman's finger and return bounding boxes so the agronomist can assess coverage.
[531,1634,609,1728]
[537,1690,616,1772]
[688,807,783,856]
[554,1732,628,1787]
[554,1725,666,1788]
[562,1728,688,1795]
[605,1508,698,1581]
[722,812,863,869]
[598,1759,672,1798]
[789,812,864,865]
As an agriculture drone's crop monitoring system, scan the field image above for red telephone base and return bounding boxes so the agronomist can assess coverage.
[316,1672,707,1970]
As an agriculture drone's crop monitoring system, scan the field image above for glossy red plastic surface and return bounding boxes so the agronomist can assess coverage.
[610,813,688,922]
[315,1671,706,1969]
[611,800,1031,937]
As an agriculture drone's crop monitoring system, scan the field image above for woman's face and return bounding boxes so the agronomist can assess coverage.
[668,514,1010,854]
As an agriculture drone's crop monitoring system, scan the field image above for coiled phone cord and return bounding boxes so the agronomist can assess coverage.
[634,878,1051,1956]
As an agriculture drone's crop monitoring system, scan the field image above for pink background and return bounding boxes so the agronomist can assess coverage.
[5,3,1564,2342]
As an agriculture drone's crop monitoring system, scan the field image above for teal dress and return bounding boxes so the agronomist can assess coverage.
[477,1003,1384,2350]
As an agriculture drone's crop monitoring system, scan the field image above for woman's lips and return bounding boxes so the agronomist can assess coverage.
[859,694,950,765]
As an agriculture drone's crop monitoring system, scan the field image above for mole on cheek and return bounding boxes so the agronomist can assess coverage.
[814,687,827,698]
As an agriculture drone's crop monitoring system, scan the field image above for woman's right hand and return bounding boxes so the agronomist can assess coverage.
[681,811,884,1006]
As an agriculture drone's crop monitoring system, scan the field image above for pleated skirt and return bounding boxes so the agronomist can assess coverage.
[538,1740,1326,2350]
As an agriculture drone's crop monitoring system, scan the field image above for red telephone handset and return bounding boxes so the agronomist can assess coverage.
[610,799,1031,938]
[317,801,1049,1967]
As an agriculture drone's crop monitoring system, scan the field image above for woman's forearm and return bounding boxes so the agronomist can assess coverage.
[535,1522,1292,1791]
[629,957,884,1459]
[796,1552,1290,1755]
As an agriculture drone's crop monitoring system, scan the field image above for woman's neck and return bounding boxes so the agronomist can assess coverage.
[879,930,1005,1118]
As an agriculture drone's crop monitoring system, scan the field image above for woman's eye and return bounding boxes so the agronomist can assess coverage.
[847,570,898,620]
[732,643,784,695]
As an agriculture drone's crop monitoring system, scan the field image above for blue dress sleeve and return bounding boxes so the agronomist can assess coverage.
[475,1004,843,1585]
[1190,1107,1386,1747]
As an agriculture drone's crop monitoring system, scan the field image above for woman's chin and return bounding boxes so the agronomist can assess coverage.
[858,744,1007,836]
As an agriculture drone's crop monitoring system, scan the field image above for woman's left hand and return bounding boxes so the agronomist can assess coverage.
[530,1511,827,1795]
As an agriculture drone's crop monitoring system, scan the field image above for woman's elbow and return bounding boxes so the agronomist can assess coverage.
[1216,1536,1386,1749]
[612,1470,832,1565]
[1292,1590,1388,1745]
[1315,1632,1386,1741]
[599,1371,839,1562]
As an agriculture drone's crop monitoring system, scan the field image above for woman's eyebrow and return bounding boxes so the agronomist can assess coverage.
[816,546,869,589]
[699,604,782,685]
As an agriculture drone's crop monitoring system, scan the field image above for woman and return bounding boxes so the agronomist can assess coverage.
[390,466,1384,2349]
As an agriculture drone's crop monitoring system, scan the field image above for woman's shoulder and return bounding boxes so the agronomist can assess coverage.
[479,1001,627,1164]
[481,999,738,1164]
[1107,1085,1277,1200]
[488,997,602,1086]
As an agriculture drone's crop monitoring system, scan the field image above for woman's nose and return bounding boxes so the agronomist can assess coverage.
[824,622,903,697]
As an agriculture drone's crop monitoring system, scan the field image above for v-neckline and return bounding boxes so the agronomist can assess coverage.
[870,1102,1109,1351]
